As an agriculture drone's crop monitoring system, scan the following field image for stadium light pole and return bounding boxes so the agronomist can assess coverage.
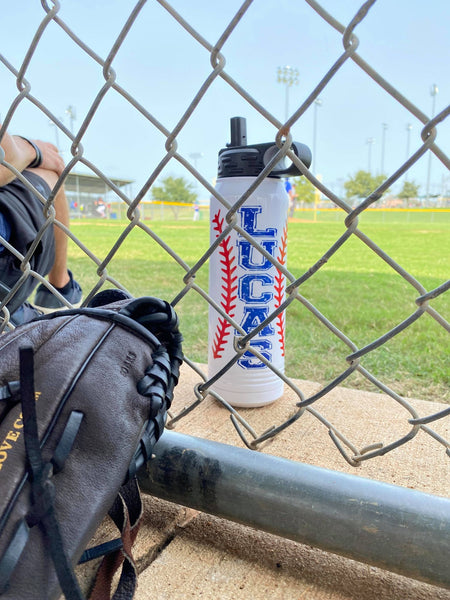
[312,98,323,174]
[405,123,412,158]
[189,152,203,170]
[405,123,412,182]
[65,105,77,134]
[380,123,388,174]
[189,152,204,190]
[425,84,438,203]
[366,137,375,174]
[277,66,299,121]
[48,120,61,150]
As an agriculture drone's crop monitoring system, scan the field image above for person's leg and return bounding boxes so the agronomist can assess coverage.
[27,167,82,311]
[29,167,67,283]
[46,184,70,289]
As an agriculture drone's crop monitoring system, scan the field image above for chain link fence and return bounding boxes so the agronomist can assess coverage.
[0,0,448,469]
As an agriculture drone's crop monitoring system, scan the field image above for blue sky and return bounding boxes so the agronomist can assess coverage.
[0,0,448,201]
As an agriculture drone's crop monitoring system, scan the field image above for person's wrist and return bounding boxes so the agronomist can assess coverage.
[18,136,42,169]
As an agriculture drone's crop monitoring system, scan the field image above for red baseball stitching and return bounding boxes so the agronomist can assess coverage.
[211,210,237,359]
[274,223,287,357]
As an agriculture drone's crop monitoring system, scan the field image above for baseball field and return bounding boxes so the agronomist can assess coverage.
[69,211,449,403]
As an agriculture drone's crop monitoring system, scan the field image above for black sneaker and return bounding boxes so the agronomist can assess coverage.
[34,270,82,313]
[10,302,43,326]
[87,289,132,307]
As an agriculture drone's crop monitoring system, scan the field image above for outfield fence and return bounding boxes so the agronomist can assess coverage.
[0,0,449,585]
[105,200,450,223]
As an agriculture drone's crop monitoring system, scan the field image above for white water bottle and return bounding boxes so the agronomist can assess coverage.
[208,117,311,408]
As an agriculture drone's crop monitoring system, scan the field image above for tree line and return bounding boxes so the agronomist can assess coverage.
[151,171,421,209]
[290,171,420,205]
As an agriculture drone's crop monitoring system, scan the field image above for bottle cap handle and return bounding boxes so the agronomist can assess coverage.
[262,142,312,177]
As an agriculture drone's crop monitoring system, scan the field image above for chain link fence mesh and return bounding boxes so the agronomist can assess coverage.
[0,0,448,468]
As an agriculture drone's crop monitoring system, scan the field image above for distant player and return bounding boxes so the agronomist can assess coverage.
[285,178,297,218]
[193,202,200,221]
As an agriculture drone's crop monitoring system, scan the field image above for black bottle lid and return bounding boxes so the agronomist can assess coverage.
[217,117,312,179]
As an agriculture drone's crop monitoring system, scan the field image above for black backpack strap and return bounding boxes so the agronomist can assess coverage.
[19,346,85,600]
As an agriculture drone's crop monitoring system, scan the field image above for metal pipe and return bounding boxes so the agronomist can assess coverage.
[139,431,450,590]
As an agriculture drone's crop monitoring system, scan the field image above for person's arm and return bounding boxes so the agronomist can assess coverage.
[0,131,38,186]
[0,126,65,187]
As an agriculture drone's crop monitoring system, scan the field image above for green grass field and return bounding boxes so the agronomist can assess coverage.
[69,213,449,403]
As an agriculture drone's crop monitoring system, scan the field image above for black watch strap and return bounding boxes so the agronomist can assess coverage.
[18,136,42,169]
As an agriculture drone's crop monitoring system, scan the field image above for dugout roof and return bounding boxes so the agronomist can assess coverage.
[65,172,133,195]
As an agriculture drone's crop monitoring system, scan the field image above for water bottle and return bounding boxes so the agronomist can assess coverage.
[208,117,311,407]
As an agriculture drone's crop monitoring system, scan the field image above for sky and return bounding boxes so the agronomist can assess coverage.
[0,0,449,203]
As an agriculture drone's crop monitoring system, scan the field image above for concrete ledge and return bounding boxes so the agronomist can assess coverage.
[77,363,450,599]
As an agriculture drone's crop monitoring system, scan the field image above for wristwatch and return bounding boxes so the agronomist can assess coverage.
[18,136,42,169]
